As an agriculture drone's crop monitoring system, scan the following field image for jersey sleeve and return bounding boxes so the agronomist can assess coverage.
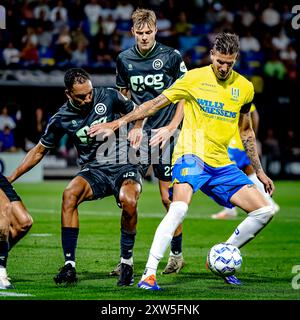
[110,88,135,114]
[170,49,188,80]
[250,103,256,113]
[240,82,255,114]
[40,114,65,148]
[116,54,128,89]
[163,71,192,103]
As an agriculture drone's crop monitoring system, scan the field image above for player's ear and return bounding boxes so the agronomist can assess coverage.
[131,27,135,36]
[65,89,71,99]
[210,49,214,60]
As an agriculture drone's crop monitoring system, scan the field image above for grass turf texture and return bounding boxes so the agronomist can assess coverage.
[1,180,300,300]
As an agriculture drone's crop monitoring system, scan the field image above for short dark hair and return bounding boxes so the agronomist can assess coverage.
[64,68,90,90]
[213,32,240,55]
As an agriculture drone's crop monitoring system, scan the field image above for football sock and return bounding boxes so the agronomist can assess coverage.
[226,205,275,248]
[142,255,159,279]
[121,257,133,266]
[142,201,188,280]
[0,240,9,268]
[170,233,183,256]
[120,228,136,260]
[61,227,79,265]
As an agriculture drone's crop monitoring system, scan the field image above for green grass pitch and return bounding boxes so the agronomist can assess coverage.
[1,180,300,300]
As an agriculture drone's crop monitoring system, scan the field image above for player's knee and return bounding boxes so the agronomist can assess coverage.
[248,205,275,225]
[169,201,189,223]
[20,213,33,232]
[62,187,79,207]
[13,214,33,236]
[119,193,138,213]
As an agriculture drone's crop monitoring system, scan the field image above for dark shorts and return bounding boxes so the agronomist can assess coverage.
[140,135,175,182]
[142,163,173,182]
[0,173,21,202]
[77,163,143,207]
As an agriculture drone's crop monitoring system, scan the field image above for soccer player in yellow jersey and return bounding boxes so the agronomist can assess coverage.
[89,33,276,289]
[212,104,280,219]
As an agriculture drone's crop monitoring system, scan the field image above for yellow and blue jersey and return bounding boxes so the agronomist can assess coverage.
[163,65,254,167]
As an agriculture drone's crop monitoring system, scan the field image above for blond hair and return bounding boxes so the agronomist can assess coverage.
[132,8,156,30]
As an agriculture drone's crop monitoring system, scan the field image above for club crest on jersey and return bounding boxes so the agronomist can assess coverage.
[231,88,240,100]
[94,103,107,115]
[180,61,187,73]
[152,59,163,70]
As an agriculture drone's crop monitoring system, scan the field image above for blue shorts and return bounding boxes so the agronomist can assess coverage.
[228,148,251,170]
[169,154,253,208]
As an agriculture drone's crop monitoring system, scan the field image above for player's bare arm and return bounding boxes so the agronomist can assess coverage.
[88,94,170,137]
[8,142,48,183]
[239,112,275,195]
[150,99,185,148]
[251,109,259,135]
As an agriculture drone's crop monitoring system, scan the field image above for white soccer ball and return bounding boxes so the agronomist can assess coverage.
[207,243,242,276]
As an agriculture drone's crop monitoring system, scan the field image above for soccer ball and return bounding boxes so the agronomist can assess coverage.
[207,243,242,276]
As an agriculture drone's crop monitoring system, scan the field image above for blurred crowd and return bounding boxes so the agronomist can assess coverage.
[0,0,298,79]
[0,0,300,178]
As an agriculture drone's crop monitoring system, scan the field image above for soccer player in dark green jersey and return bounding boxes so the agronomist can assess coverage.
[110,8,187,276]
[0,173,33,289]
[8,68,144,286]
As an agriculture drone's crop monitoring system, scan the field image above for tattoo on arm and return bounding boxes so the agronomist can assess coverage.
[241,132,262,173]
[119,94,169,125]
[240,113,262,173]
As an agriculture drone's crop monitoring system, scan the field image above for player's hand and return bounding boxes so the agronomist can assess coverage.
[150,126,176,149]
[256,170,275,196]
[88,121,119,138]
[128,127,143,149]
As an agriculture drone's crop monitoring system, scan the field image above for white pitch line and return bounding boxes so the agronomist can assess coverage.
[27,207,215,220]
[30,233,53,237]
[0,292,34,297]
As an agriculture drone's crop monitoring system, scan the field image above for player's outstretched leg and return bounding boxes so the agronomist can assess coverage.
[138,201,188,290]
[222,185,276,285]
[0,187,33,290]
[0,201,12,290]
[117,179,141,286]
[54,176,91,285]
[159,180,185,275]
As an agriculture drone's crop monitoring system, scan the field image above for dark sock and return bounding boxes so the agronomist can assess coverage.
[120,229,136,260]
[171,233,183,255]
[61,227,79,263]
[0,240,9,268]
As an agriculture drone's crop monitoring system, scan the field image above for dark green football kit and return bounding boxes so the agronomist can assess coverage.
[40,87,143,205]
[116,42,187,181]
